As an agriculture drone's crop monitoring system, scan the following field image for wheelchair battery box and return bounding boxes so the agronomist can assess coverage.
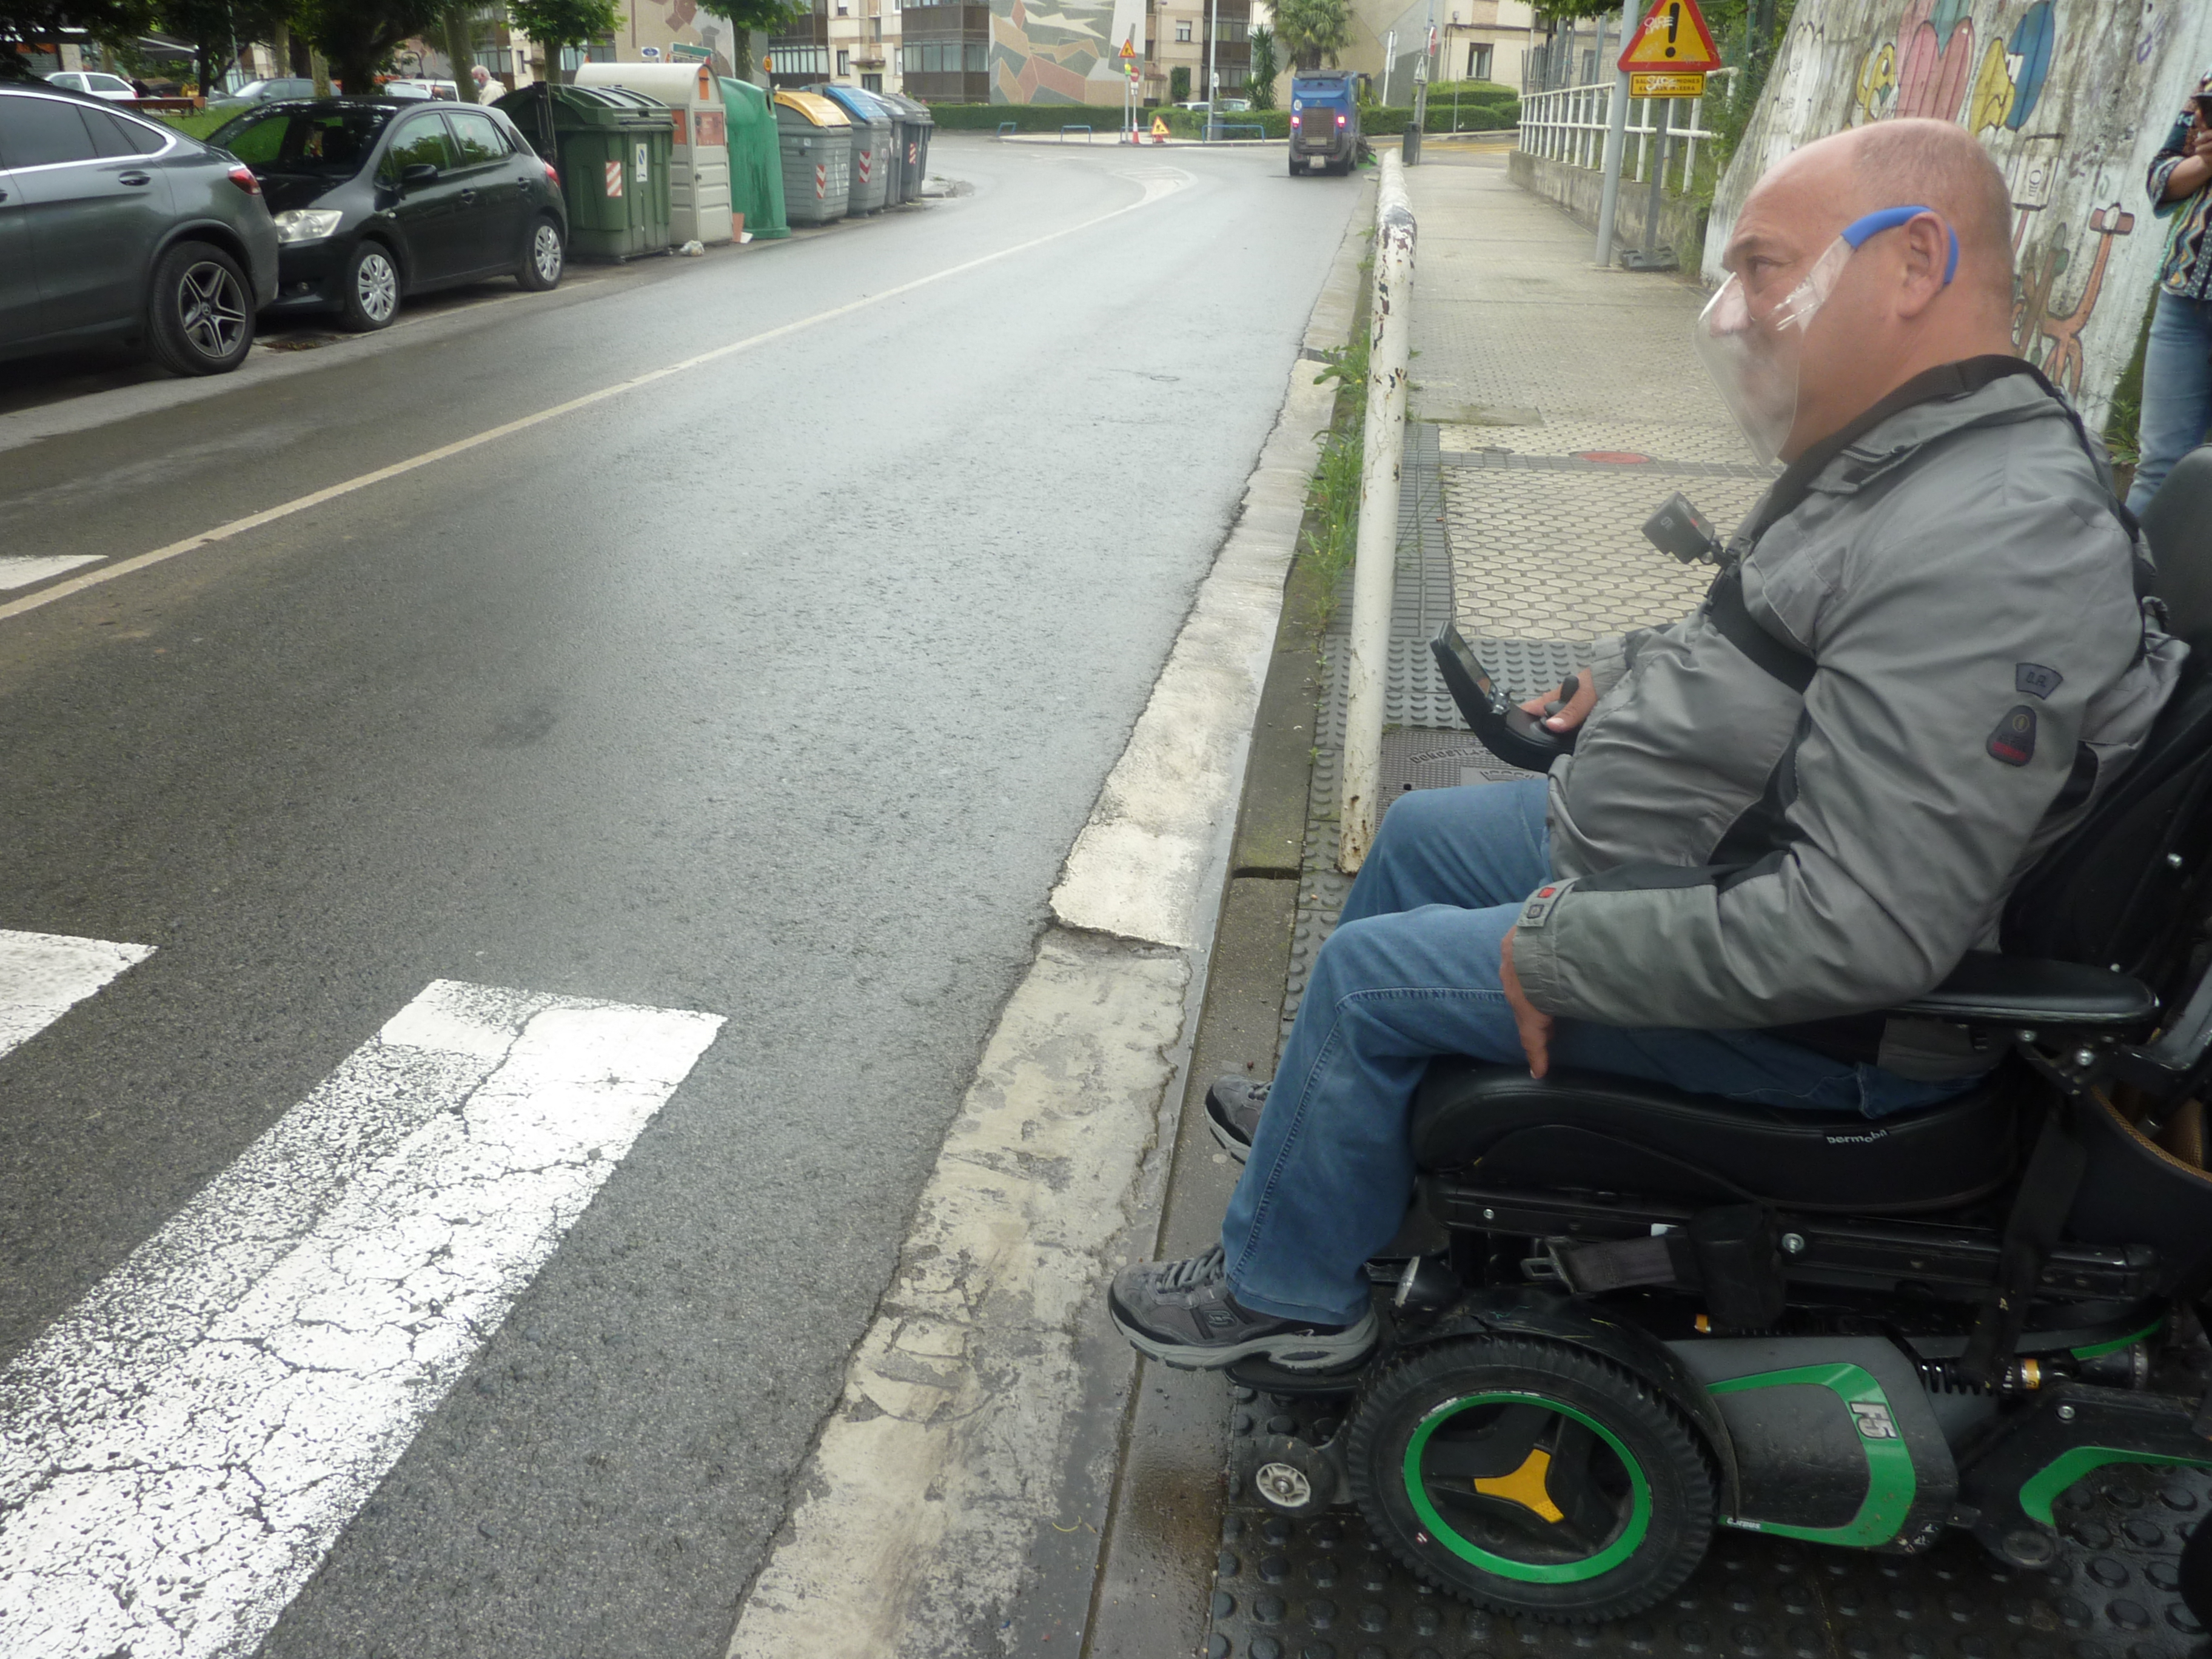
[1643,492,1721,565]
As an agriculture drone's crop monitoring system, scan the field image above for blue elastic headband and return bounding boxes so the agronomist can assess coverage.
[1840,205,1960,284]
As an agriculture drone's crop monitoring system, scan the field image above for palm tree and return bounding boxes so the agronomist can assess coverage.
[1272,0,1350,72]
[1247,23,1277,108]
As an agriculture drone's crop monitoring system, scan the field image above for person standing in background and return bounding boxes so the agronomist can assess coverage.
[2128,72,2212,514]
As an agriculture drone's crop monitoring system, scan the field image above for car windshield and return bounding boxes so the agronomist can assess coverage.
[216,105,392,176]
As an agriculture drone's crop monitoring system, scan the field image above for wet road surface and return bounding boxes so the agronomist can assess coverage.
[0,136,1357,1659]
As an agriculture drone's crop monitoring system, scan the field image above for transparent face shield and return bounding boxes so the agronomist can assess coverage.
[1694,206,1960,467]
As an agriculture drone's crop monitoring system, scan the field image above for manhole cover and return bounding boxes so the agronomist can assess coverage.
[1376,728,1534,799]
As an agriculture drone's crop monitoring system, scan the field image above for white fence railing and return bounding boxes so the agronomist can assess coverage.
[1518,75,1731,187]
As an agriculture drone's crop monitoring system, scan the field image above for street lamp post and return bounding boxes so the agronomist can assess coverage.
[1204,0,1219,141]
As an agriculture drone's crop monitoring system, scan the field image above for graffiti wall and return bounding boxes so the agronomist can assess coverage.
[1705,0,2212,432]
[987,0,1146,102]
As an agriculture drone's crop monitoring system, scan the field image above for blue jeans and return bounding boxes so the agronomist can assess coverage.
[2125,289,2212,516]
[1221,779,1972,1325]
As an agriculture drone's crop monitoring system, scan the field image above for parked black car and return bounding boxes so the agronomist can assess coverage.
[210,98,568,332]
[0,80,278,374]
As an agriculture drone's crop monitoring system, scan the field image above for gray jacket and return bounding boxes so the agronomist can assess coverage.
[1511,363,2185,1077]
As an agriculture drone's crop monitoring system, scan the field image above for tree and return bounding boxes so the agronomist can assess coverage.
[1272,0,1348,73]
[2,0,155,76]
[155,0,293,98]
[1246,22,1275,109]
[297,0,440,90]
[697,0,805,82]
[1168,62,1188,102]
[505,0,617,85]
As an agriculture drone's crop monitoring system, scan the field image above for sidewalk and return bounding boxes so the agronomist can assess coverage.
[1141,147,2212,1659]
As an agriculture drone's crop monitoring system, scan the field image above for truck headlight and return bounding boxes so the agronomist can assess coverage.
[272,209,344,244]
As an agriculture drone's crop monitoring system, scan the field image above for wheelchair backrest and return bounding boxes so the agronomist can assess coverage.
[2001,449,2212,985]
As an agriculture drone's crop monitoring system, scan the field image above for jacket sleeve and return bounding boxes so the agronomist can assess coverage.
[2150,114,2191,215]
[1509,483,2142,1031]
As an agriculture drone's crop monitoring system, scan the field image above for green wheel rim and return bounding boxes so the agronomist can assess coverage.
[1403,1390,1652,1584]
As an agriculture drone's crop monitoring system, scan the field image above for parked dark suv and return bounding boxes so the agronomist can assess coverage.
[0,81,279,374]
[210,98,568,332]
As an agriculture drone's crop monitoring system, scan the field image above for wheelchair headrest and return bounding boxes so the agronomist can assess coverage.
[2142,446,2212,646]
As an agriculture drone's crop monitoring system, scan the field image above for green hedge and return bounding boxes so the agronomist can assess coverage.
[1360,101,1518,133]
[923,103,1133,131]
[917,93,1515,137]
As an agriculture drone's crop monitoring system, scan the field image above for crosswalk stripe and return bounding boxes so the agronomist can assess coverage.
[0,978,724,1659]
[0,556,102,593]
[0,928,153,1061]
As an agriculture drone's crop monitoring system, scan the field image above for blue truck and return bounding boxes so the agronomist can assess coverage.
[1287,72,1358,176]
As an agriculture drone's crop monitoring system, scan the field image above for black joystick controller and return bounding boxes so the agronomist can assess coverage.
[1429,623,1579,774]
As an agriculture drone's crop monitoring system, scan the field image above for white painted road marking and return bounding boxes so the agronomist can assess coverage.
[0,979,724,1659]
[0,928,153,1060]
[0,555,102,592]
[0,169,1193,629]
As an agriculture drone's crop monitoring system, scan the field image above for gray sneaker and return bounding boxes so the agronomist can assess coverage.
[1107,1245,1378,1371]
[1205,1076,1269,1162]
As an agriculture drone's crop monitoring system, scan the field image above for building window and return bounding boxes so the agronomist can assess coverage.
[1219,18,1246,41]
[836,48,850,71]
[560,35,615,69]
[1219,65,1244,87]
[1175,19,1190,41]
[769,44,831,73]
[1468,42,1490,79]
[862,71,882,89]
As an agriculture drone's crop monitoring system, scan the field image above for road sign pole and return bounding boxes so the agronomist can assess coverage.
[1591,0,1638,267]
[1643,92,1671,256]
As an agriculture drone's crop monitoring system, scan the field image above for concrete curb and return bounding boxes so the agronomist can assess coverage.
[720,181,1372,1659]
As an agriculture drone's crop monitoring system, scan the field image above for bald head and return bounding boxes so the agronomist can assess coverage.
[1846,119,2015,303]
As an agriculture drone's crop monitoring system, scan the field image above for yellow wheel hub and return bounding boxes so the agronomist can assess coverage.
[1471,1446,1565,1523]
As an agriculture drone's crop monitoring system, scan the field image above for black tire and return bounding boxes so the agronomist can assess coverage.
[516,213,563,292]
[145,240,253,376]
[338,239,401,332]
[1345,1334,1716,1623]
[1287,152,1299,177]
[2182,1507,2212,1631]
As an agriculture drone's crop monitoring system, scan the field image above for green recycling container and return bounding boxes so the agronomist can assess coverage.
[494,84,674,260]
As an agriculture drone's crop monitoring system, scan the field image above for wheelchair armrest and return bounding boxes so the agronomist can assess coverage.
[1889,951,2157,1029]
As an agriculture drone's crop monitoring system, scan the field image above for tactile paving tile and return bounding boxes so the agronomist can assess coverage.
[1439,451,1778,483]
[1207,1384,2212,1659]
[1444,466,1768,643]
[1433,421,1771,471]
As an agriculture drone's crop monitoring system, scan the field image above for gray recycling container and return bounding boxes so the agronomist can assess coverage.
[874,90,932,203]
[819,84,892,215]
[773,89,851,225]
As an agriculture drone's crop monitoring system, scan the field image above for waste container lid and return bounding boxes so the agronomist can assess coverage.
[494,83,676,128]
[870,90,934,124]
[774,89,851,127]
[575,61,717,108]
[819,84,893,126]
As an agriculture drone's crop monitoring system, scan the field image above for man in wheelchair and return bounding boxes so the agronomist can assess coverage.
[1107,118,2212,1622]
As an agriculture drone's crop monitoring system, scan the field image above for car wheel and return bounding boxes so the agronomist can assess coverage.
[146,241,254,376]
[338,241,401,332]
[517,214,563,292]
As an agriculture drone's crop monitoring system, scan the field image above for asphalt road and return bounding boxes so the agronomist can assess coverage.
[0,137,1356,1658]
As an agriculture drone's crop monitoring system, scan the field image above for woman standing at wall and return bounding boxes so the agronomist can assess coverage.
[2130,72,2212,514]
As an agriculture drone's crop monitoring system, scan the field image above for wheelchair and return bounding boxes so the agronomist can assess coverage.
[1224,452,2212,1626]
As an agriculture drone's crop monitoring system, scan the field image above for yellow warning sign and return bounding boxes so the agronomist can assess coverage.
[1151,115,1169,136]
[1618,0,1721,75]
[1630,70,1707,97]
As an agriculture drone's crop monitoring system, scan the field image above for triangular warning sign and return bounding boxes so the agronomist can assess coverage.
[1618,0,1722,74]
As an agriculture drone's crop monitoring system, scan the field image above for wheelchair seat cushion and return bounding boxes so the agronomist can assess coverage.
[1411,1061,2019,1213]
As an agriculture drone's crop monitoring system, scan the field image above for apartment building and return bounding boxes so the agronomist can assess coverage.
[1139,0,1250,104]
[1350,0,1533,97]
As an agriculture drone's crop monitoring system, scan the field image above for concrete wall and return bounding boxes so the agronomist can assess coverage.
[984,0,1147,102]
[1708,0,2212,432]
[1508,147,1710,267]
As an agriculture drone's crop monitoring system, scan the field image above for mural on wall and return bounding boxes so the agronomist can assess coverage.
[988,0,1145,101]
[1710,0,2212,431]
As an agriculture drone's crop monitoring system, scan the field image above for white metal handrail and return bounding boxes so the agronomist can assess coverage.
[1518,76,1726,187]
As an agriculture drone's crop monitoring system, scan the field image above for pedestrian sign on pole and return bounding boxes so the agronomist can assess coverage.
[1617,0,1721,75]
